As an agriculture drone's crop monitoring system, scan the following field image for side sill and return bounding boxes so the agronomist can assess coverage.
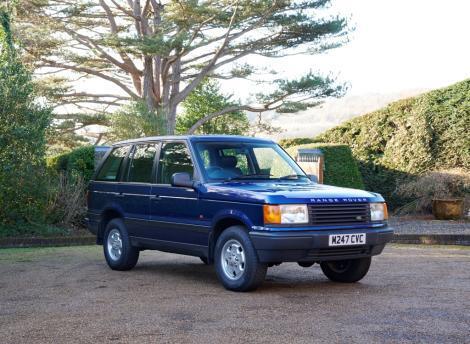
[130,236,208,258]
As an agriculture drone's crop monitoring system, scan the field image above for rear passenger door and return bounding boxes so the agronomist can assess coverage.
[117,142,159,237]
[89,145,131,215]
[149,141,209,253]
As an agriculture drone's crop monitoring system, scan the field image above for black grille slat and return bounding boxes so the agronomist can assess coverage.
[308,203,370,226]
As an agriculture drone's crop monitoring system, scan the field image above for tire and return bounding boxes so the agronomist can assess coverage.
[200,256,209,265]
[214,226,267,292]
[298,261,315,268]
[320,257,371,283]
[103,218,139,271]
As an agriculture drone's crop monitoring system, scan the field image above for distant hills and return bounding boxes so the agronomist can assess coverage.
[267,89,427,139]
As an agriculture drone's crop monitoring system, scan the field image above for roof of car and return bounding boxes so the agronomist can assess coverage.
[113,135,275,146]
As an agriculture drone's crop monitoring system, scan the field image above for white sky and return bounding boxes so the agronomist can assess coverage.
[223,0,470,98]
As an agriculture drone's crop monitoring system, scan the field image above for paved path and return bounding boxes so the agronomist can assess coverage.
[0,245,469,343]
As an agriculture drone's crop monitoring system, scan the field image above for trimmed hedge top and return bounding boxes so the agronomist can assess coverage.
[286,143,365,190]
[314,79,470,208]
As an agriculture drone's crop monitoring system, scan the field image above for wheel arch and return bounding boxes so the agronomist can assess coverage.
[208,213,253,263]
[97,207,124,245]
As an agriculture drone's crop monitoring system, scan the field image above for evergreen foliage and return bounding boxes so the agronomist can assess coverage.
[279,137,318,148]
[315,79,470,207]
[47,146,95,183]
[0,10,51,228]
[107,101,166,142]
[176,80,249,135]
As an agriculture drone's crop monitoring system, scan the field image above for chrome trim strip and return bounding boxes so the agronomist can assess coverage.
[201,198,263,206]
[91,191,120,195]
[159,195,197,200]
[126,217,211,229]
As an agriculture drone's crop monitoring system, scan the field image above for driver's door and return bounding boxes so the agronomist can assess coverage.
[149,141,209,254]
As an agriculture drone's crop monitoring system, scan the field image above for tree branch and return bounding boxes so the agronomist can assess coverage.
[40,59,140,99]
[173,1,239,104]
[186,104,279,134]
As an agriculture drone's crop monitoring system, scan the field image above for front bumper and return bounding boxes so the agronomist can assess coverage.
[249,227,393,263]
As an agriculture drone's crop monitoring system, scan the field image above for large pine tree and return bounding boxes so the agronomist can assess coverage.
[14,0,348,135]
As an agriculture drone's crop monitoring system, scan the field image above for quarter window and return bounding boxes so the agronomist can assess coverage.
[157,142,194,184]
[127,144,157,183]
[96,146,130,181]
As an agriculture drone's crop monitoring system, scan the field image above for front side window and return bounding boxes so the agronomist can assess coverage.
[127,143,158,183]
[96,146,130,181]
[195,142,308,182]
[157,142,194,184]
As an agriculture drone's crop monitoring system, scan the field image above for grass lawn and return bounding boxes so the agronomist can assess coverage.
[0,222,87,238]
[0,245,99,262]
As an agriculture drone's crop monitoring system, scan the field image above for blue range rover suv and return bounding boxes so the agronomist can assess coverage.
[87,135,393,291]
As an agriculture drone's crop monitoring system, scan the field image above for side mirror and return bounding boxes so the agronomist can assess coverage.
[308,174,318,183]
[171,172,194,188]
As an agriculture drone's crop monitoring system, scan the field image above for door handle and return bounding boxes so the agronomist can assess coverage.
[115,193,125,198]
[150,195,161,201]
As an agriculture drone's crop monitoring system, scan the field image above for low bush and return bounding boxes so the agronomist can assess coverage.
[47,145,95,183]
[45,172,87,227]
[286,143,365,189]
[395,169,470,214]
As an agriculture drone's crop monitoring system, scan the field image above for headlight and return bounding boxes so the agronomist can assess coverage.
[370,202,388,221]
[263,204,309,224]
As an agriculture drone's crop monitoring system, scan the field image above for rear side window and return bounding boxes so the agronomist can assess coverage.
[127,143,158,183]
[157,142,194,184]
[96,146,130,181]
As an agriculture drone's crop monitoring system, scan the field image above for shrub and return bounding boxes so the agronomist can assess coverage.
[315,79,470,208]
[47,145,95,183]
[395,169,470,214]
[45,172,87,227]
[286,143,365,189]
[67,146,95,182]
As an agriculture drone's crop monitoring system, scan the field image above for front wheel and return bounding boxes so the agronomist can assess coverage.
[214,226,267,292]
[320,257,371,283]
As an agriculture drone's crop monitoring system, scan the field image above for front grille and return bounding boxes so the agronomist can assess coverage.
[305,246,371,259]
[308,203,370,226]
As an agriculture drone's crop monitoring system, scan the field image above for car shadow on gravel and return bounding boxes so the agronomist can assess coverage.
[131,261,221,285]
[129,259,381,293]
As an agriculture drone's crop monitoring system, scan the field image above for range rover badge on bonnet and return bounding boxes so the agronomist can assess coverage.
[309,197,368,203]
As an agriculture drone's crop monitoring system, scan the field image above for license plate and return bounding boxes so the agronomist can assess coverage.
[328,233,366,246]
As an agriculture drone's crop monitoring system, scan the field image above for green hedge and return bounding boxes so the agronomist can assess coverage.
[47,145,95,182]
[278,137,317,149]
[315,79,470,208]
[286,143,365,190]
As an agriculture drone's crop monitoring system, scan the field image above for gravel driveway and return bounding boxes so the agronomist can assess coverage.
[0,245,469,344]
[390,217,470,235]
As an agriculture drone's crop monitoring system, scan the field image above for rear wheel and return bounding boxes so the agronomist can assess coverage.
[214,226,267,292]
[320,257,371,283]
[103,218,139,271]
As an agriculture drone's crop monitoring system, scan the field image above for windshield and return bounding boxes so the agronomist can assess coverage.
[194,142,310,182]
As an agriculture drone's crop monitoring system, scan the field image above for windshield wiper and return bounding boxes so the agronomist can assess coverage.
[278,174,308,180]
[225,173,273,181]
